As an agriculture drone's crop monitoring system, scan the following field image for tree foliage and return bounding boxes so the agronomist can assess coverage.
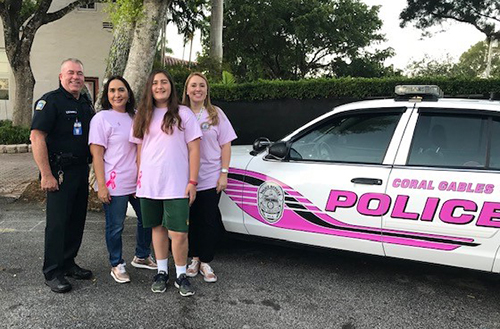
[105,0,143,25]
[223,0,393,81]
[168,0,207,43]
[406,42,500,78]
[456,41,500,77]
[400,0,500,41]
[330,49,401,78]
[405,54,458,77]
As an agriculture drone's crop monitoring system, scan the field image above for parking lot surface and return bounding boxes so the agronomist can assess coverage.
[1,200,500,329]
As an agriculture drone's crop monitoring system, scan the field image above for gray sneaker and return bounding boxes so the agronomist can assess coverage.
[174,273,195,297]
[151,271,168,293]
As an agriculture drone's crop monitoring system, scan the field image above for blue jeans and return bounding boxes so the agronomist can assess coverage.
[103,195,152,267]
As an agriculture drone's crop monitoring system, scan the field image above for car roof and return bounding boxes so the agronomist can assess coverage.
[281,97,500,142]
[335,97,500,112]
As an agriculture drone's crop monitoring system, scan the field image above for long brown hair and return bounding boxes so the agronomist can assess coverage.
[182,72,219,126]
[133,69,182,138]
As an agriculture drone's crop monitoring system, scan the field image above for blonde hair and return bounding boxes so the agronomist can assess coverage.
[182,72,219,126]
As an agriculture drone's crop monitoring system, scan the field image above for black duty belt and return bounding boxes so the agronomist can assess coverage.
[49,153,89,169]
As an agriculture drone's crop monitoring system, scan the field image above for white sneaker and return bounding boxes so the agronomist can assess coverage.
[200,263,217,283]
[186,259,200,278]
[110,263,130,283]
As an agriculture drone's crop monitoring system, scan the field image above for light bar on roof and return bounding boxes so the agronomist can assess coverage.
[395,85,444,98]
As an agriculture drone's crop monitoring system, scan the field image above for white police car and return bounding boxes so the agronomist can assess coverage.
[221,85,500,273]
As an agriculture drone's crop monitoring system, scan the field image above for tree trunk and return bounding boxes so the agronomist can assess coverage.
[483,37,494,78]
[12,63,35,127]
[483,38,499,78]
[210,0,223,63]
[188,35,194,67]
[94,20,135,110]
[123,0,170,102]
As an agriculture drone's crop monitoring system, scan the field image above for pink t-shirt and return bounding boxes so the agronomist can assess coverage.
[129,105,202,199]
[196,107,237,191]
[88,109,138,196]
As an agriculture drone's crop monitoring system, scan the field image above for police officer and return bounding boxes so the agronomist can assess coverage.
[30,58,94,293]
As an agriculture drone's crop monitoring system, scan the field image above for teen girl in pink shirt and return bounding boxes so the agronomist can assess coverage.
[89,76,156,284]
[182,72,237,283]
[131,70,202,296]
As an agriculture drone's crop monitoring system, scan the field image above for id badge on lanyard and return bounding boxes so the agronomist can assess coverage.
[73,118,82,136]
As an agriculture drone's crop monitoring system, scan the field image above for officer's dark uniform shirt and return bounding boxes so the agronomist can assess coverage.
[31,86,94,162]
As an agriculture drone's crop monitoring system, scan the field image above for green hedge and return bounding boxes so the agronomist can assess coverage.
[210,77,500,102]
[0,120,30,144]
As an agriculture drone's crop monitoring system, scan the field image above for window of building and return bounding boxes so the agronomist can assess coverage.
[0,49,9,100]
[78,3,96,11]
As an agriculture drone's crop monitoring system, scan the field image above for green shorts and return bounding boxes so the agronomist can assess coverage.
[140,198,190,232]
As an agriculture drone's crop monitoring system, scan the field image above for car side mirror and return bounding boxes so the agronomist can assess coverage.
[250,137,272,156]
[267,141,289,160]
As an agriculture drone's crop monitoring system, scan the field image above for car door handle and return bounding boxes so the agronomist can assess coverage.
[351,177,383,185]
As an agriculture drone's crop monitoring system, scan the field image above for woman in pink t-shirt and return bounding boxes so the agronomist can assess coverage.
[89,76,156,284]
[130,70,202,296]
[182,72,237,283]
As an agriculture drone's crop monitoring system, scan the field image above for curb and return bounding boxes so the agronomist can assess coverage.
[0,144,32,154]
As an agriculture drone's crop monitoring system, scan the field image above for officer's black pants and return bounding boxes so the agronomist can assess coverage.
[43,164,89,280]
[188,188,223,263]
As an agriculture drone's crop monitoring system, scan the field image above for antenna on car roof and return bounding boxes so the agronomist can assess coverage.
[489,92,500,101]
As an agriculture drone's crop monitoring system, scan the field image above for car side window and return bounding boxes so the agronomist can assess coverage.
[487,118,500,170]
[408,113,489,168]
[289,111,402,164]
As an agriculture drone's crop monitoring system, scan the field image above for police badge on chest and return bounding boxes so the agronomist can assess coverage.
[200,121,210,131]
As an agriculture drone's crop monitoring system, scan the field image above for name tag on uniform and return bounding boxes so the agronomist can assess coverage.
[73,119,82,136]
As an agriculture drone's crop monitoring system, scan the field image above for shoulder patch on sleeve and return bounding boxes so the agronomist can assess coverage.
[35,100,46,111]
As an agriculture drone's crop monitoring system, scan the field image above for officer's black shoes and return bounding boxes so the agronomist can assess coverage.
[45,275,72,293]
[65,264,93,280]
[45,265,92,292]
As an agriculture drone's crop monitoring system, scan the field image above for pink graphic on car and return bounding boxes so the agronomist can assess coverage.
[225,168,482,251]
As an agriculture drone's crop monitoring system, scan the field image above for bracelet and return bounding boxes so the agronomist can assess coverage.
[188,180,198,186]
[221,168,229,174]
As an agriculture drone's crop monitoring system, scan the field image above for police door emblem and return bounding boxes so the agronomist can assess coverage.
[257,182,284,223]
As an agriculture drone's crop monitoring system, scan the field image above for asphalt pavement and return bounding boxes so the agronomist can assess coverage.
[1,198,500,329]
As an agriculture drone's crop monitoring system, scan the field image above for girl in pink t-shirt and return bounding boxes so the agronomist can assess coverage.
[89,76,156,285]
[130,70,201,296]
[182,72,237,283]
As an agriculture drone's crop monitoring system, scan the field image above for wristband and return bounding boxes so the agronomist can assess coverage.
[221,168,229,174]
[188,180,198,186]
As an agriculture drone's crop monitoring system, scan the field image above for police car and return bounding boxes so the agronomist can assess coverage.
[221,85,500,273]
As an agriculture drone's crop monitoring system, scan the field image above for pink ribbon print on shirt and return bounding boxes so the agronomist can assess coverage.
[106,171,117,189]
[137,171,142,188]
